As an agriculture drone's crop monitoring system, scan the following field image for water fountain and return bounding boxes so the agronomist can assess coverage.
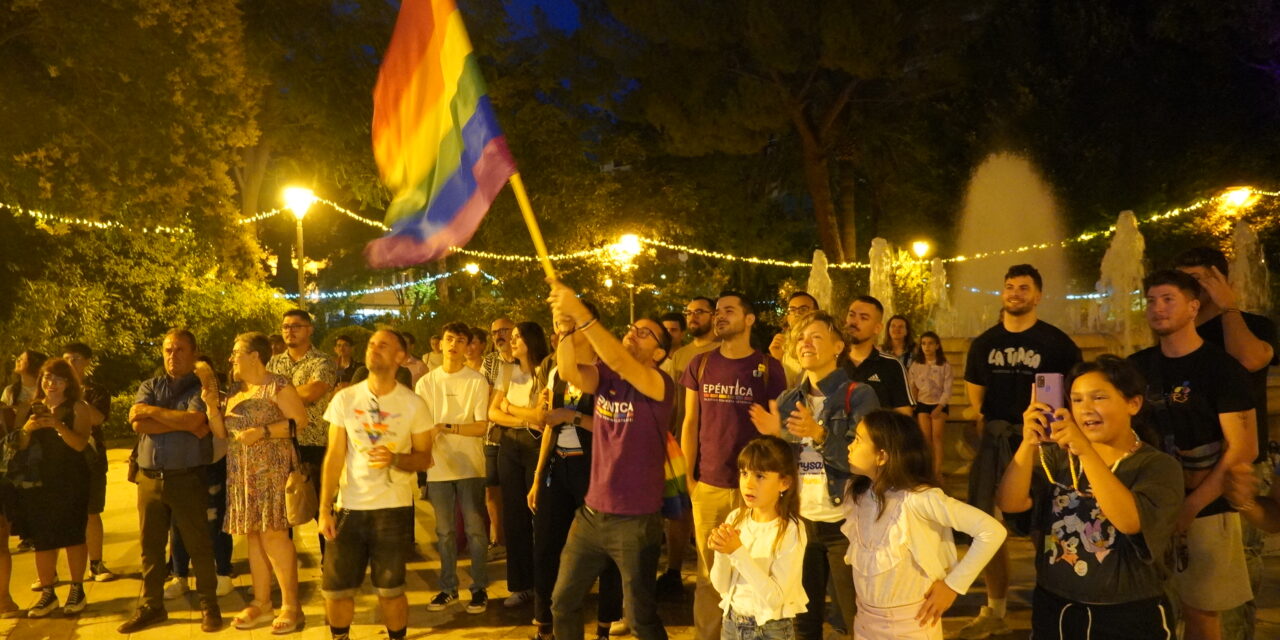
[868,238,895,319]
[1230,221,1271,314]
[1096,211,1146,355]
[806,249,833,311]
[926,257,954,334]
[948,152,1073,336]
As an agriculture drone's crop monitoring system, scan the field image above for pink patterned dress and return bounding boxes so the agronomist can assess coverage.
[223,374,297,534]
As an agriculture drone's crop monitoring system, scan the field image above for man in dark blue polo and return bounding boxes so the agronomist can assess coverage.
[118,329,221,634]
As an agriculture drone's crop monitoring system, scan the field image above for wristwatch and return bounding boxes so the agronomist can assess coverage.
[572,414,583,427]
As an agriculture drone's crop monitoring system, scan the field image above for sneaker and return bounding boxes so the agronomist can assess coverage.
[955,606,1011,639]
[15,539,33,553]
[488,543,507,560]
[89,561,117,582]
[63,583,86,615]
[655,569,683,600]
[609,620,631,636]
[427,591,458,611]
[28,588,59,618]
[30,574,56,591]
[216,574,234,597]
[466,589,488,614]
[503,589,533,608]
[163,575,190,600]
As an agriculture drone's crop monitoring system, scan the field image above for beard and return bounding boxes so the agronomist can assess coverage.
[689,323,712,339]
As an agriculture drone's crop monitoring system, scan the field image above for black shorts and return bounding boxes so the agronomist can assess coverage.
[321,506,414,599]
[914,403,949,416]
[485,441,501,487]
[87,448,108,515]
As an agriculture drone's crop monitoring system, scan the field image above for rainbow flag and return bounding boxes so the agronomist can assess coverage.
[365,0,516,268]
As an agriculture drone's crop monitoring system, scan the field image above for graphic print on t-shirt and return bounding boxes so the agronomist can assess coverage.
[595,390,634,424]
[986,346,1042,370]
[1044,485,1116,577]
[353,404,400,451]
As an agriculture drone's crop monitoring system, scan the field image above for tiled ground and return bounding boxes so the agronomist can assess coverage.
[0,447,1278,640]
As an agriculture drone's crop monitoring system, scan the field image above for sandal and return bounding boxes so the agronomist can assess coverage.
[271,605,303,635]
[233,600,274,630]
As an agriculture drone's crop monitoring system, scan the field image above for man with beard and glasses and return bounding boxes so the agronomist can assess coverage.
[1130,270,1255,640]
[842,295,913,415]
[956,264,1081,640]
[681,292,786,640]
[268,309,337,557]
[546,280,675,640]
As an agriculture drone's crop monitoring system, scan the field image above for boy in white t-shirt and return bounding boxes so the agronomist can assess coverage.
[414,322,492,614]
[319,330,434,640]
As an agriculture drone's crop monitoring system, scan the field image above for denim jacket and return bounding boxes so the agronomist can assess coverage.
[776,368,880,506]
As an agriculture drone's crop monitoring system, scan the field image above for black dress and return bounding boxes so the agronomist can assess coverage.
[17,401,89,551]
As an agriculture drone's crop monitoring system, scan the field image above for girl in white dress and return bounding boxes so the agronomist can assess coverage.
[709,436,808,640]
[844,411,1006,640]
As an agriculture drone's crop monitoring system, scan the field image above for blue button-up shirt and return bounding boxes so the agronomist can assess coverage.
[134,373,211,470]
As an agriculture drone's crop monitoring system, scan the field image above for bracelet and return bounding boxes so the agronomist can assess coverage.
[392,452,401,469]
[577,317,598,332]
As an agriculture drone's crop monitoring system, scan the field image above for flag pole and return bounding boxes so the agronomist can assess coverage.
[508,172,556,279]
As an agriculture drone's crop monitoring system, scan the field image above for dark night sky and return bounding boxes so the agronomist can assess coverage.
[506,0,580,33]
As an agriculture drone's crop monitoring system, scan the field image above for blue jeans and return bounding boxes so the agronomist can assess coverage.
[428,478,489,594]
[722,608,795,640]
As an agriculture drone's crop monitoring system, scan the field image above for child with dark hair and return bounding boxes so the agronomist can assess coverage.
[844,411,1005,639]
[998,355,1183,639]
[709,436,806,640]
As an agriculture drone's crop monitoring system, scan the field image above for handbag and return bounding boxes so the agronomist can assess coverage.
[285,442,317,527]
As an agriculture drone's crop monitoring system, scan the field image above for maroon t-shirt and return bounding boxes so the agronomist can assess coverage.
[680,349,787,489]
[586,362,675,516]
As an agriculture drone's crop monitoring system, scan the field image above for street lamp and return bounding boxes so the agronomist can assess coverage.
[911,240,932,259]
[283,187,317,307]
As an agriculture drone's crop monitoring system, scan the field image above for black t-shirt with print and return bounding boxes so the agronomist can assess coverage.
[1024,444,1183,604]
[1129,341,1253,517]
[1197,311,1278,462]
[964,321,1082,424]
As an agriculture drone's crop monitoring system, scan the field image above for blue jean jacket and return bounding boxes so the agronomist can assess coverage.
[776,368,880,506]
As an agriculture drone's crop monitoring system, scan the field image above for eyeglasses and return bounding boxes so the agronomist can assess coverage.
[786,306,815,315]
[281,323,310,331]
[682,309,711,317]
[492,328,513,336]
[628,324,658,342]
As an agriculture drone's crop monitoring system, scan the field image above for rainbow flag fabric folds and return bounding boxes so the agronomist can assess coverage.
[365,0,516,268]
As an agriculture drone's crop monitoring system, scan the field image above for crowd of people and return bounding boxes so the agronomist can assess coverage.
[0,245,1276,640]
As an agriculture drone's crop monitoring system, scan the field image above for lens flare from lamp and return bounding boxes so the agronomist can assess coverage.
[912,240,931,259]
[283,187,317,219]
[464,262,480,275]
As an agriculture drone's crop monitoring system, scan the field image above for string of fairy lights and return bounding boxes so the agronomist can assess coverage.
[4,186,1276,300]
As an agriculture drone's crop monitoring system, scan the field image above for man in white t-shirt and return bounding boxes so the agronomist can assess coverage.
[319,329,434,640]
[414,322,492,614]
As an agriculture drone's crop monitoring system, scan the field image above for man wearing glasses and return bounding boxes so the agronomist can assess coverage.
[267,309,337,554]
[681,292,787,640]
[320,329,434,640]
[769,291,819,387]
[547,280,676,640]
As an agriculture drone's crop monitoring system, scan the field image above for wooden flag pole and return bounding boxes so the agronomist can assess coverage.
[508,172,556,279]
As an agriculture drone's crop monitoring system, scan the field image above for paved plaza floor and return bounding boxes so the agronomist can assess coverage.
[0,448,1278,639]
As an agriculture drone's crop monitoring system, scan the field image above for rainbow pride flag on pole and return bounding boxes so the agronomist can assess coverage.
[365,0,517,268]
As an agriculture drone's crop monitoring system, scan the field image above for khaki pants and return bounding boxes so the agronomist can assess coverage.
[692,482,740,640]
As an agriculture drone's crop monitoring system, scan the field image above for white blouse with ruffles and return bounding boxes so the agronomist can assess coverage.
[710,508,808,624]
[843,487,1005,608]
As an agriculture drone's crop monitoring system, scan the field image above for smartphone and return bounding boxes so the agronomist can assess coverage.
[1035,373,1065,443]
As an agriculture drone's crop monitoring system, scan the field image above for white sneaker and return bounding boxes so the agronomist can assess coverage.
[610,620,631,636]
[215,574,234,597]
[163,576,189,600]
[954,606,1010,639]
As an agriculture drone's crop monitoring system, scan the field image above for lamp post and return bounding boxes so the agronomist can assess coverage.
[912,240,932,259]
[606,234,644,323]
[283,187,317,307]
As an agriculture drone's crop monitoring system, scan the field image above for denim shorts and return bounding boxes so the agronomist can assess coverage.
[321,506,414,599]
[722,607,794,640]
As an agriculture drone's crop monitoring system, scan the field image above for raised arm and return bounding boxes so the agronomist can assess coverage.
[548,279,666,401]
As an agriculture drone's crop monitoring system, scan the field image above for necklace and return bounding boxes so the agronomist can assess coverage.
[1038,430,1142,492]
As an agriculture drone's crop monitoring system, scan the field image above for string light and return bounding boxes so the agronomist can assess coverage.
[0,202,192,234]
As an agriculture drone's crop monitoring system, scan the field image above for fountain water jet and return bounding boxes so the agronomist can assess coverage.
[869,238,895,320]
[949,152,1073,336]
[1096,211,1146,355]
[806,250,833,312]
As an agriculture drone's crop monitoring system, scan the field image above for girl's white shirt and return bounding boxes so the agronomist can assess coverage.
[710,508,808,624]
[844,487,1005,608]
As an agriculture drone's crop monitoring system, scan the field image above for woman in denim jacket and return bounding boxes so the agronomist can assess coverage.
[750,312,879,640]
